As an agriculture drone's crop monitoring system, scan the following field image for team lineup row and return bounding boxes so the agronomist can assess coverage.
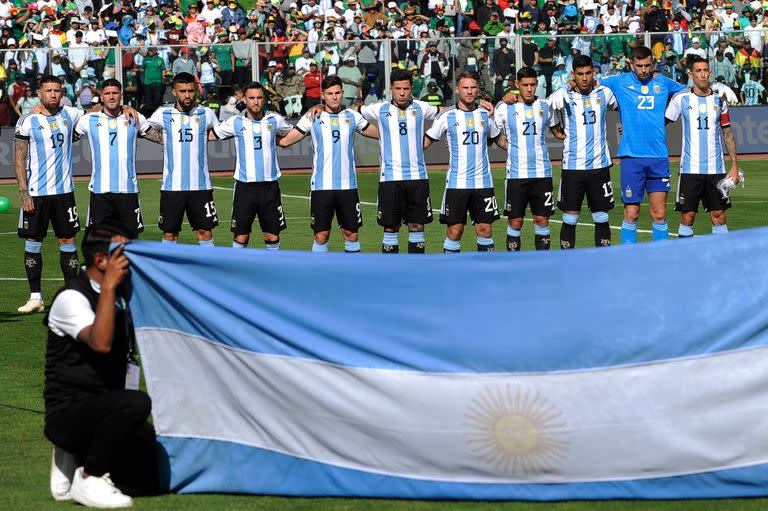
[13,45,740,312]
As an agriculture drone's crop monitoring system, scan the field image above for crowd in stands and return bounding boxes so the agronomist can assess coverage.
[0,0,766,125]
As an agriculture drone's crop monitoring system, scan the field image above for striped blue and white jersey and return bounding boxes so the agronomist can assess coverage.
[359,99,438,182]
[75,111,147,194]
[741,80,764,106]
[213,111,292,183]
[146,105,219,191]
[425,107,500,190]
[15,106,83,197]
[665,92,728,175]
[494,99,559,179]
[296,109,369,191]
[553,86,616,171]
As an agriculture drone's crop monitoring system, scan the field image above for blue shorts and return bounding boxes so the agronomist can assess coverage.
[620,157,671,204]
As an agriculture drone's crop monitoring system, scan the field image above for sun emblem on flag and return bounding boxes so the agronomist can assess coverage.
[464,385,568,476]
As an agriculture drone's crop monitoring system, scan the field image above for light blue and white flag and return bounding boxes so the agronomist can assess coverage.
[125,229,768,500]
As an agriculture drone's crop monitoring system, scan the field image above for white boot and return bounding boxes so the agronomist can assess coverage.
[50,446,76,501]
[69,467,133,509]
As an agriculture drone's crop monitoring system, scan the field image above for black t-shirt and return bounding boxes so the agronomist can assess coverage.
[522,41,539,67]
[43,271,130,416]
[539,45,558,67]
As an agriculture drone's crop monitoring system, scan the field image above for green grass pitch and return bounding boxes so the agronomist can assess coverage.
[0,162,767,510]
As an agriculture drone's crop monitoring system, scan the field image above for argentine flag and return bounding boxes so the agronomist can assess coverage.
[125,229,768,500]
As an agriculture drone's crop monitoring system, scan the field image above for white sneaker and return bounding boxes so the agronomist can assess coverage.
[50,446,76,501]
[17,298,45,314]
[69,467,133,509]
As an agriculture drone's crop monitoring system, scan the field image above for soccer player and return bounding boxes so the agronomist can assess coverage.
[278,76,379,253]
[494,67,563,252]
[549,55,617,249]
[425,71,502,253]
[211,82,292,250]
[75,78,148,238]
[360,69,438,254]
[143,72,220,246]
[665,56,740,237]
[14,75,84,313]
[596,46,736,244]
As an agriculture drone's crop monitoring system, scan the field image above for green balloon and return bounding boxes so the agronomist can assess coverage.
[0,197,9,213]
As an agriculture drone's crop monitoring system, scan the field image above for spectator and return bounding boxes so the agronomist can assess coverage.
[198,52,219,99]
[418,40,449,98]
[492,37,515,101]
[337,55,362,105]
[13,84,39,117]
[172,47,196,77]
[303,60,322,109]
[712,50,736,86]
[275,63,305,117]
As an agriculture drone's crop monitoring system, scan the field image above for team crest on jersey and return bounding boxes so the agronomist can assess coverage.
[123,120,130,127]
[584,99,591,107]
[641,86,649,94]
[699,103,707,113]
[62,120,68,127]
[480,120,485,127]
[712,105,719,112]
[525,110,533,119]
[182,115,189,125]
[331,118,339,126]
[410,110,417,117]
[467,118,475,127]
[193,116,200,124]
[653,85,660,93]
[595,98,601,105]
[109,119,118,129]
[266,124,272,131]
[343,118,350,125]
[49,121,58,130]
[398,110,406,118]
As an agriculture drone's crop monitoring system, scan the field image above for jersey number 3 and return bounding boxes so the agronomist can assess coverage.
[637,95,655,110]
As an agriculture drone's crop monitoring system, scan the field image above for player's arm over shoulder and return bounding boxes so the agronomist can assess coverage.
[278,114,310,147]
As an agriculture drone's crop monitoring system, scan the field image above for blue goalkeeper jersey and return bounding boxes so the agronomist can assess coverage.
[601,72,686,158]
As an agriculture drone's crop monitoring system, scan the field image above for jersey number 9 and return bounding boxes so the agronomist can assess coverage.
[331,129,340,143]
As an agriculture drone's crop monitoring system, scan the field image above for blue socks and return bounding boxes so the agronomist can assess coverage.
[25,240,43,253]
[312,241,328,254]
[161,238,177,244]
[344,240,361,253]
[621,221,637,244]
[408,231,425,254]
[651,221,669,241]
[712,224,728,235]
[198,239,215,247]
[265,241,280,250]
[232,240,246,248]
[382,232,399,253]
[678,224,694,238]
[443,238,461,253]
[476,235,494,252]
